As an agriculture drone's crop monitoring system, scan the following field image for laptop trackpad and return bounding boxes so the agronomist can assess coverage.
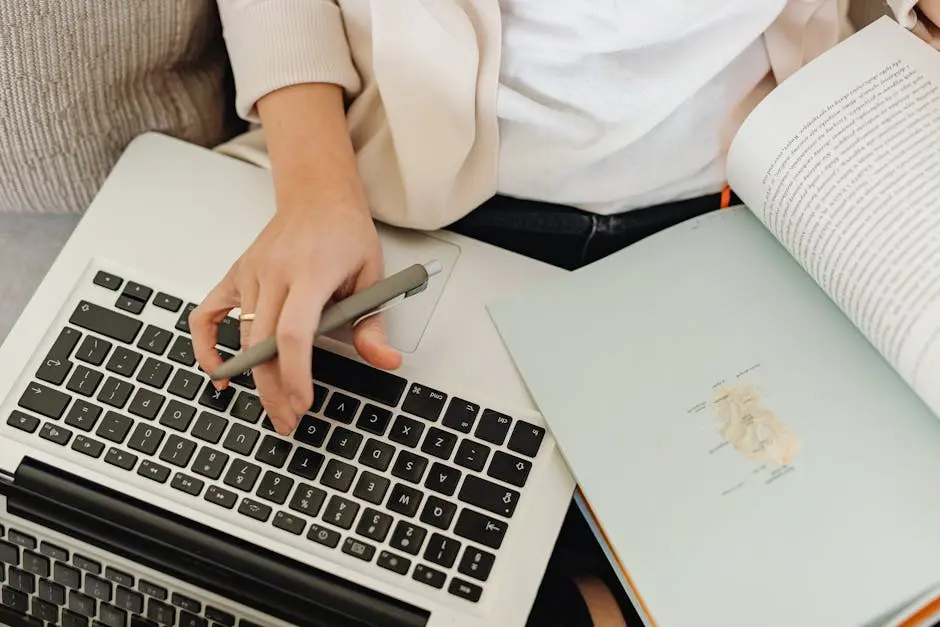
[325,225,460,353]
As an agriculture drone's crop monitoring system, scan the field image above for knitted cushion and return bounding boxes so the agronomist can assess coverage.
[0,1,240,213]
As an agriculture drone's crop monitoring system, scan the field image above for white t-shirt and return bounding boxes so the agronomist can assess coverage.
[495,0,788,213]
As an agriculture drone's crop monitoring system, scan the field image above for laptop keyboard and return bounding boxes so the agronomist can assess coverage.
[3,267,548,609]
[0,522,265,626]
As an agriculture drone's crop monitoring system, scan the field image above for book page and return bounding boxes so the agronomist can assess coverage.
[727,17,940,415]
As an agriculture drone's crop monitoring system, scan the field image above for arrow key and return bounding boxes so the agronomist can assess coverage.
[36,356,73,386]
[18,382,71,419]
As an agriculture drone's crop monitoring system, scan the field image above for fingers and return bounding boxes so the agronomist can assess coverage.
[237,278,260,353]
[190,270,240,383]
[351,258,402,370]
[277,281,333,421]
[919,0,940,29]
[249,282,294,434]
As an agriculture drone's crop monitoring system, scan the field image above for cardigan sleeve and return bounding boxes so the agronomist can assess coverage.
[216,0,362,122]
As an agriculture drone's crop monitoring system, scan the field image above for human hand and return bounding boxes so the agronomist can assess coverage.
[913,0,940,48]
[189,189,402,435]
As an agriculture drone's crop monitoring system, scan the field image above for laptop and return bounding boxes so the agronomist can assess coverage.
[0,133,576,627]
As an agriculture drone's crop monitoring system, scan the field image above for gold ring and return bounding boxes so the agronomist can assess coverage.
[239,312,256,322]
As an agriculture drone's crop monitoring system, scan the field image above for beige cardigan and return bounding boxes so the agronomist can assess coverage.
[217,0,918,230]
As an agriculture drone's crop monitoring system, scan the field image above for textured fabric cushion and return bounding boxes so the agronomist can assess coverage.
[0,1,240,213]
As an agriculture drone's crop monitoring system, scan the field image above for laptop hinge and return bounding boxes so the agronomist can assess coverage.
[4,457,429,627]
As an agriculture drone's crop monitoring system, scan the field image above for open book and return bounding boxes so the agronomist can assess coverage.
[486,16,940,627]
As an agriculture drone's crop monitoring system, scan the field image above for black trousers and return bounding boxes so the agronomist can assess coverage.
[447,189,738,626]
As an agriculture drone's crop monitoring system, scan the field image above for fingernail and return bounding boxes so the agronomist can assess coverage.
[213,380,227,391]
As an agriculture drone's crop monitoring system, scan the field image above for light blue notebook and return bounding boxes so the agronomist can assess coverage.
[487,18,940,627]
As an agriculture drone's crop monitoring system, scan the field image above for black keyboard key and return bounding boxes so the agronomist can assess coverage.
[223,459,262,492]
[389,521,427,556]
[39,541,69,562]
[205,485,237,509]
[171,472,205,496]
[387,484,423,518]
[38,579,66,606]
[289,483,327,517]
[39,420,72,445]
[7,530,35,550]
[7,410,40,433]
[159,435,197,467]
[323,392,359,423]
[287,447,324,480]
[76,335,112,366]
[48,326,82,359]
[137,326,173,355]
[325,427,362,459]
[488,450,533,487]
[359,438,394,471]
[128,388,165,420]
[459,475,520,518]
[167,370,204,401]
[198,382,235,413]
[192,447,229,480]
[313,349,407,408]
[356,404,392,435]
[342,537,376,562]
[308,384,328,413]
[454,439,490,472]
[72,553,101,574]
[127,423,166,456]
[147,598,176,624]
[9,566,35,593]
[442,398,479,433]
[100,603,128,627]
[256,471,294,505]
[1,585,28,613]
[21,551,49,577]
[68,590,96,617]
[424,533,460,568]
[455,507,507,548]
[353,471,390,505]
[388,415,424,448]
[238,497,272,522]
[474,409,513,445]
[123,282,153,303]
[93,271,122,291]
[449,578,483,602]
[420,427,457,460]
[153,292,183,312]
[138,579,166,600]
[379,552,413,579]
[424,462,461,496]
[18,382,70,419]
[95,411,133,444]
[106,346,142,377]
[255,435,292,468]
[171,592,201,614]
[136,358,173,389]
[261,416,277,432]
[322,495,359,529]
[205,606,235,626]
[67,366,103,397]
[508,420,546,457]
[53,562,81,588]
[222,423,258,456]
[458,545,496,581]
[230,392,262,423]
[216,316,242,351]
[71,435,105,458]
[115,586,143,613]
[231,368,256,389]
[97,377,133,408]
[104,567,134,588]
[295,415,330,447]
[83,574,112,602]
[392,450,428,484]
[36,354,73,385]
[307,523,341,548]
[158,400,196,431]
[137,460,171,483]
[116,294,145,315]
[412,564,445,589]
[356,508,392,542]
[104,447,138,471]
[191,411,228,444]
[70,301,142,344]
[64,399,102,431]
[0,540,18,565]
[402,383,446,421]
[272,511,307,536]
[167,336,196,367]
[31,595,59,622]
[62,609,89,627]
[420,496,456,530]
[175,302,197,334]
[320,459,357,493]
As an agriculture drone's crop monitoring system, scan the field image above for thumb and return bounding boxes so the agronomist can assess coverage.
[351,259,402,370]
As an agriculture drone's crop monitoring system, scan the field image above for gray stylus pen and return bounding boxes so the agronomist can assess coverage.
[209,260,443,381]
